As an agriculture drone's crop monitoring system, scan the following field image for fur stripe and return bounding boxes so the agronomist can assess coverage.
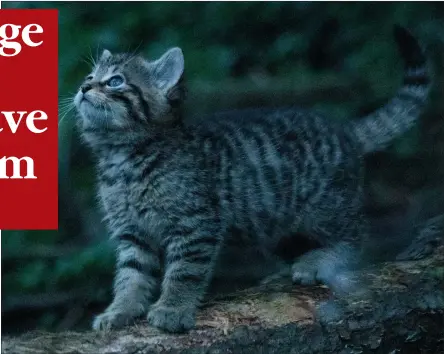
[118,234,155,254]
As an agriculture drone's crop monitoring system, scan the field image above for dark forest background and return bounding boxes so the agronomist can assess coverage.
[2,1,444,334]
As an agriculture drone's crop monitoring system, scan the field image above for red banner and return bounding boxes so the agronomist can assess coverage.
[0,10,58,229]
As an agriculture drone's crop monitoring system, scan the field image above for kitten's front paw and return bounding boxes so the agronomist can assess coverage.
[92,305,144,331]
[147,302,195,333]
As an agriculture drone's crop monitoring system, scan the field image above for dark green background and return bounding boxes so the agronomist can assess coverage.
[2,1,444,334]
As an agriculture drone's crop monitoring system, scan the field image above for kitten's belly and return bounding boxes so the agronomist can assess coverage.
[218,165,301,242]
[220,196,298,248]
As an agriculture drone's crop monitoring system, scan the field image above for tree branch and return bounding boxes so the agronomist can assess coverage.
[3,252,444,354]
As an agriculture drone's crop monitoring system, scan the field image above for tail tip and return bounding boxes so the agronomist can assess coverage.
[393,24,426,68]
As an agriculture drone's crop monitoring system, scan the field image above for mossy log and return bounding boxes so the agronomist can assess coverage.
[3,252,444,354]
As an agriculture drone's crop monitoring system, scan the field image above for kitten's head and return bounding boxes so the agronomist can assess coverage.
[74,47,185,130]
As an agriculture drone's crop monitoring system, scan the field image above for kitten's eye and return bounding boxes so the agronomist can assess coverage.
[85,75,93,81]
[107,76,124,88]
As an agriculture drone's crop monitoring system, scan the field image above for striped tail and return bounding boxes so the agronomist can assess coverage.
[348,25,431,154]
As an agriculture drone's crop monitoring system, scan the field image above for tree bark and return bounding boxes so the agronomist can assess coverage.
[3,252,444,354]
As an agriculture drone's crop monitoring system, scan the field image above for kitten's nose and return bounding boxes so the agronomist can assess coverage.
[81,83,92,94]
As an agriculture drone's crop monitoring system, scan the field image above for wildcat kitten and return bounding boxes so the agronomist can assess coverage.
[74,26,430,333]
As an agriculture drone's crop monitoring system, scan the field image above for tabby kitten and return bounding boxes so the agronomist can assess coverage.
[74,26,430,333]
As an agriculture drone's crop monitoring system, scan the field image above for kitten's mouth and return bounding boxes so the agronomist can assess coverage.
[79,99,108,118]
[79,97,98,109]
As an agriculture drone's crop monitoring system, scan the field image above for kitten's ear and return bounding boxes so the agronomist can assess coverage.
[150,47,184,91]
[99,49,112,62]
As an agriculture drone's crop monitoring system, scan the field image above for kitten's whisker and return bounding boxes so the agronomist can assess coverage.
[88,45,97,67]
[125,40,144,65]
[81,56,94,67]
[95,43,101,63]
[59,104,75,125]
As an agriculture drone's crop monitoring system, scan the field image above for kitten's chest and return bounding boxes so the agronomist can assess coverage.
[98,153,171,239]
[99,178,171,242]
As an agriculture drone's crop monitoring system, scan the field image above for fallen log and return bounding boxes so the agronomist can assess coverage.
[2,252,444,354]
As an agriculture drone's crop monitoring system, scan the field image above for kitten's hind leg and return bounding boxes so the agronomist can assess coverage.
[291,162,369,294]
[93,233,161,331]
[292,193,368,296]
[292,241,362,295]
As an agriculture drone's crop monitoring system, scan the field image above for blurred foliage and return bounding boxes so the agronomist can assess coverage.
[2,1,444,333]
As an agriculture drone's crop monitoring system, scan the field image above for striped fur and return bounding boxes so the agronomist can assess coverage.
[74,27,430,333]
